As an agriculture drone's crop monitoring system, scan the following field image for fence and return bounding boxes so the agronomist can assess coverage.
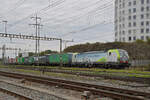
[130,60,150,66]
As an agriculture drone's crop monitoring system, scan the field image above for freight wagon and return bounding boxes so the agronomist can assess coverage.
[46,53,73,66]
[5,49,130,69]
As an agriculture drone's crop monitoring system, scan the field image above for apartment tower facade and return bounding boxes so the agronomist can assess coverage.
[115,0,150,42]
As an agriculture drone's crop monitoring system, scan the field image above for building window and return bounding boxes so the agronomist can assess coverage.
[146,13,149,18]
[146,36,149,40]
[141,36,144,40]
[133,1,136,5]
[119,31,121,35]
[120,4,122,8]
[119,24,121,28]
[146,28,149,33]
[122,24,125,28]
[128,16,131,20]
[119,17,122,22]
[122,31,125,35]
[146,21,149,26]
[133,8,136,13]
[141,21,144,26]
[133,36,136,40]
[133,29,137,33]
[128,30,131,34]
[141,7,144,11]
[128,9,131,13]
[122,17,125,21]
[133,15,136,19]
[122,37,125,42]
[128,2,131,6]
[119,38,121,41]
[115,7,118,13]
[133,22,136,27]
[115,32,118,36]
[129,37,132,41]
[115,25,118,30]
[123,2,125,8]
[115,0,118,4]
[128,22,131,27]
[119,11,121,15]
[147,6,149,11]
[141,0,144,4]
[122,10,125,14]
[141,29,144,33]
[141,14,144,19]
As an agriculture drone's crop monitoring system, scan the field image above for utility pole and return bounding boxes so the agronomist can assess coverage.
[60,39,63,53]
[2,45,6,64]
[59,39,73,67]
[63,39,74,49]
[37,24,43,58]
[59,39,63,67]
[2,20,7,33]
[18,48,21,57]
[2,20,12,41]
[59,39,74,53]
[15,48,17,57]
[29,14,42,56]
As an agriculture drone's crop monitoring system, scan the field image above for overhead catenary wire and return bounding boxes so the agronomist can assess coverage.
[41,1,114,36]
[42,5,114,37]
[56,20,114,37]
[7,0,78,29]
[41,0,108,23]
[8,0,113,30]
[6,0,113,39]
[0,0,115,54]
[39,0,97,18]
[42,11,113,39]
[42,0,114,25]
[7,0,114,40]
[43,32,114,49]
[7,0,66,29]
[7,0,27,13]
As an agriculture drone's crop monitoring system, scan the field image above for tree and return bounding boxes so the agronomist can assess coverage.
[18,53,22,57]
[135,39,145,44]
[146,38,150,45]
[39,50,58,56]
[28,52,35,56]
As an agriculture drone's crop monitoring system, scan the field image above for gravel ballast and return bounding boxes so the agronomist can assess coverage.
[0,68,149,100]
[1,68,149,93]
[0,92,18,100]
[0,80,70,100]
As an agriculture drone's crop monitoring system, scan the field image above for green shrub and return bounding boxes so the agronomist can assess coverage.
[146,38,150,45]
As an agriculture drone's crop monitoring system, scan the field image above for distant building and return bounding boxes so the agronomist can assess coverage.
[115,0,150,42]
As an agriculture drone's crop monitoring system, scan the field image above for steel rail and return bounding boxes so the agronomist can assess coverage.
[0,71,149,100]
[12,66,150,84]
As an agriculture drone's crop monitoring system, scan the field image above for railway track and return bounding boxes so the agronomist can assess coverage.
[0,71,149,100]
[10,66,150,84]
[0,87,32,100]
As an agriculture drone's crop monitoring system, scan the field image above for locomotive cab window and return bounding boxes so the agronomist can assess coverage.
[109,52,111,56]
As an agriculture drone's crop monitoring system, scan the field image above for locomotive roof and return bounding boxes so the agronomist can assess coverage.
[80,50,107,54]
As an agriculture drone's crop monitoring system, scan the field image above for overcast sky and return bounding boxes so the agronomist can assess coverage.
[0,0,114,58]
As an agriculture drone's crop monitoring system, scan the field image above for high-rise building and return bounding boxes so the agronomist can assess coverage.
[115,0,150,42]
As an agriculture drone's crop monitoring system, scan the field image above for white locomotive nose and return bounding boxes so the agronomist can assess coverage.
[107,52,118,63]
